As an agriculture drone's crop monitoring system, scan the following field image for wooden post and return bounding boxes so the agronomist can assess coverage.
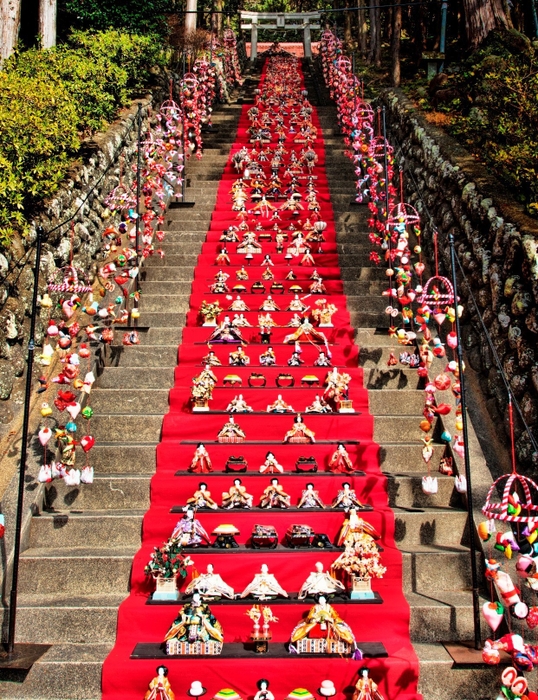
[251,17,258,62]
[0,0,22,63]
[185,0,197,33]
[303,21,312,59]
[38,0,56,49]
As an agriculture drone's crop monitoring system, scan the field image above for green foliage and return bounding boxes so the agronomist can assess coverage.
[0,30,168,248]
[60,0,179,37]
[446,30,538,214]
[68,29,169,90]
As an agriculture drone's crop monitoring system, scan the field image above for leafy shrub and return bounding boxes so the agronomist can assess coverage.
[443,30,538,215]
[0,30,168,248]
[61,0,178,38]
[68,29,169,91]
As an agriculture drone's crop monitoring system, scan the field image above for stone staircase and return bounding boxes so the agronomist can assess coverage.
[0,61,500,700]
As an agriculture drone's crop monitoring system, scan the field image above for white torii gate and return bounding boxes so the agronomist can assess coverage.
[240,11,321,61]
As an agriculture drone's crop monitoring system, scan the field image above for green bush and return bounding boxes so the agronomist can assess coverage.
[0,30,168,248]
[61,0,178,38]
[445,30,538,215]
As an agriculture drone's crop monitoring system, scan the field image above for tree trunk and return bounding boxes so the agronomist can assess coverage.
[462,0,509,47]
[374,5,382,67]
[38,0,56,49]
[357,0,368,57]
[344,0,353,46]
[0,0,21,63]
[214,0,224,39]
[185,0,197,33]
[368,0,382,66]
[391,0,402,87]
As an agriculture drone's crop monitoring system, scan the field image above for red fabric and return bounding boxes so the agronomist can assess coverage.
[101,59,422,700]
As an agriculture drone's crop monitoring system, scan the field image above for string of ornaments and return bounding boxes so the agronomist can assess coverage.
[319,31,466,497]
[35,32,243,487]
[321,29,538,696]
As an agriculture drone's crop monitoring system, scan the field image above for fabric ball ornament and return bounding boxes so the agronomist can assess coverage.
[482,601,504,631]
[434,374,451,391]
[511,602,529,619]
[527,606,538,629]
[516,555,537,579]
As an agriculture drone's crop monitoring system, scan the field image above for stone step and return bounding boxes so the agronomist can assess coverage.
[111,327,182,346]
[95,366,175,389]
[393,508,468,548]
[87,440,445,476]
[387,473,461,510]
[379,443,447,473]
[95,344,179,369]
[408,592,483,644]
[140,264,387,283]
[402,546,476,594]
[364,367,422,390]
[89,444,156,474]
[415,642,499,700]
[18,548,136,595]
[368,389,424,415]
[14,595,124,645]
[43,475,150,511]
[29,510,144,549]
[138,294,189,312]
[0,643,110,699]
[91,388,170,414]
[359,345,419,368]
[355,327,407,345]
[28,504,466,551]
[92,382,424,416]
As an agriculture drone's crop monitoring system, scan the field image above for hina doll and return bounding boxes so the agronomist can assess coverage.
[297,482,324,508]
[352,668,385,700]
[184,563,235,600]
[332,482,365,510]
[290,595,357,648]
[217,416,246,441]
[240,564,288,600]
[163,593,223,646]
[259,478,291,508]
[222,478,253,509]
[144,666,175,700]
[189,443,213,473]
[328,443,355,473]
[185,483,218,510]
[259,451,284,474]
[283,414,316,443]
[297,562,346,600]
[171,508,211,547]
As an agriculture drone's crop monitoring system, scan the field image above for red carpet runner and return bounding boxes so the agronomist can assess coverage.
[102,55,422,700]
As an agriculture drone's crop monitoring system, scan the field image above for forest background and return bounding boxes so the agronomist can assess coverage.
[0,0,537,249]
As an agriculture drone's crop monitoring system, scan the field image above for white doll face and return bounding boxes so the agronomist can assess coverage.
[315,562,323,573]
[319,595,327,605]
[234,479,241,486]
[200,484,206,491]
[192,593,201,604]
[186,510,194,520]
[261,563,269,574]
[207,564,214,574]
[271,479,278,486]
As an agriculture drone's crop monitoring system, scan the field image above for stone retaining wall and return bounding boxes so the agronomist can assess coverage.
[380,88,538,470]
[0,98,151,427]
